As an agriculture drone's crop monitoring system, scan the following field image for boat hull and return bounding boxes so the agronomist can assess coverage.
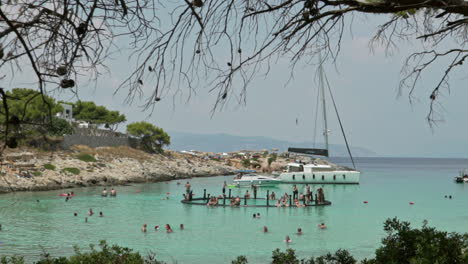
[278,170,360,184]
[234,179,281,187]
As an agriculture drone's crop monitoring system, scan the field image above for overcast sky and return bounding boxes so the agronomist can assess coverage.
[52,13,468,158]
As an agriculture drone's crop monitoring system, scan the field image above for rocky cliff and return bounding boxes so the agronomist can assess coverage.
[0,145,236,193]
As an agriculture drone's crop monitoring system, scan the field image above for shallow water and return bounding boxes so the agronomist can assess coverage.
[1,157,468,263]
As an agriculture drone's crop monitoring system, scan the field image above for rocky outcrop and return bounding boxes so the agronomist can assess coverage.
[0,146,236,193]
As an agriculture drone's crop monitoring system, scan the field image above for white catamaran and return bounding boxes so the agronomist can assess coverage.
[278,61,361,184]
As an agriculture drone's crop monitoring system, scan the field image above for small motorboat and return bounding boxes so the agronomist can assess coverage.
[454,169,468,183]
[233,173,282,187]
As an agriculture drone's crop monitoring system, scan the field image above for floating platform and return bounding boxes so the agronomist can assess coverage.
[180,197,331,207]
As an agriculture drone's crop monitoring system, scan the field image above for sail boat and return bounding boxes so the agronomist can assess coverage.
[277,60,361,184]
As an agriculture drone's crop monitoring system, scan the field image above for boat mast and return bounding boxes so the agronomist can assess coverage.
[318,56,329,156]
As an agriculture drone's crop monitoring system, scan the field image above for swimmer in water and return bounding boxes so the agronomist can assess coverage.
[74,212,77,216]
[110,188,117,197]
[0,224,2,231]
[318,223,327,229]
[180,224,184,230]
[284,235,292,243]
[165,224,173,233]
[88,208,94,216]
[99,212,104,217]
[154,225,160,231]
[256,213,261,218]
[263,226,268,233]
[142,224,147,232]
[297,228,302,235]
[102,188,108,197]
[85,217,88,223]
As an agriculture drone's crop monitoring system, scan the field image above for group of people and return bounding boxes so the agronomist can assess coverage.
[142,224,183,233]
[101,188,117,197]
[73,208,104,223]
[207,196,219,206]
[261,225,327,243]
[64,192,75,202]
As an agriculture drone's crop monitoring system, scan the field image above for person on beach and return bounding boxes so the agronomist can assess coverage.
[263,226,268,233]
[88,208,94,216]
[110,188,117,197]
[180,224,184,230]
[318,223,327,229]
[102,188,108,197]
[99,212,104,217]
[297,228,303,235]
[284,235,292,243]
[165,224,173,233]
[185,182,191,194]
[142,224,147,232]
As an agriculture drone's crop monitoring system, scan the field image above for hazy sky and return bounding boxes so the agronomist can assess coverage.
[52,13,468,158]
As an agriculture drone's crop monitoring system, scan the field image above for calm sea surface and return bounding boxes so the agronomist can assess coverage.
[1,157,468,263]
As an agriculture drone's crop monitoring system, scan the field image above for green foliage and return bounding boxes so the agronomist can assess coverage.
[35,241,165,264]
[272,248,299,264]
[62,168,80,175]
[1,88,63,124]
[76,153,97,162]
[395,8,417,19]
[241,159,251,168]
[127,122,170,153]
[46,117,74,136]
[262,151,269,158]
[0,256,25,264]
[32,171,42,177]
[373,217,468,264]
[72,101,126,130]
[268,153,277,166]
[43,164,56,170]
[231,255,248,264]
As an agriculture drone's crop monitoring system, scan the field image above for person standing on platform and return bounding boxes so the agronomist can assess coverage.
[292,185,298,200]
[222,181,227,195]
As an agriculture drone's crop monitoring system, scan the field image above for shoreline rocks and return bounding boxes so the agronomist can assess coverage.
[0,146,236,194]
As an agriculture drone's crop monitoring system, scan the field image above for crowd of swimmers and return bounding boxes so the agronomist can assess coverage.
[260,224,327,243]
[141,223,184,233]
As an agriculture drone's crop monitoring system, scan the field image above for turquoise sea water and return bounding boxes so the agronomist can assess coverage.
[1,157,468,263]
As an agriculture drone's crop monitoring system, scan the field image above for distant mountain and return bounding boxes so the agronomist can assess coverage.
[168,131,378,157]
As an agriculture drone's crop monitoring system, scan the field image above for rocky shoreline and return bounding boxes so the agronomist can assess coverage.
[0,145,236,193]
